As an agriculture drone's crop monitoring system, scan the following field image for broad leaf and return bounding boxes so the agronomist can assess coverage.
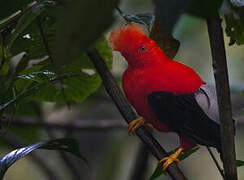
[149,146,200,180]
[0,36,112,109]
[53,0,115,68]
[0,138,85,180]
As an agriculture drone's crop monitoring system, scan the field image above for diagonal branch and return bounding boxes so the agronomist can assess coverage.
[86,48,186,180]
[207,14,237,180]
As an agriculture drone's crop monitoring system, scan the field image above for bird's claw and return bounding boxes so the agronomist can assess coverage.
[128,117,145,135]
[159,148,183,173]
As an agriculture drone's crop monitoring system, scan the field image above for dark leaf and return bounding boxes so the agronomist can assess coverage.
[0,37,112,109]
[8,0,57,48]
[153,0,224,33]
[149,16,180,59]
[0,0,32,20]
[236,159,244,167]
[153,0,192,33]
[9,12,57,59]
[225,14,244,45]
[149,146,199,180]
[0,138,85,179]
[53,0,115,68]
[186,0,223,18]
[14,37,112,103]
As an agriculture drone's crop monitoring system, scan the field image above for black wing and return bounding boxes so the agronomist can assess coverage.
[147,91,221,152]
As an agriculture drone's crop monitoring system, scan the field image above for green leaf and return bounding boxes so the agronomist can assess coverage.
[236,159,244,167]
[8,0,57,48]
[225,14,244,45]
[53,0,115,68]
[149,146,200,180]
[0,37,112,107]
[0,138,85,180]
[9,16,57,59]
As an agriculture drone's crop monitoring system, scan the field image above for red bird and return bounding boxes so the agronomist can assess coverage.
[109,23,223,171]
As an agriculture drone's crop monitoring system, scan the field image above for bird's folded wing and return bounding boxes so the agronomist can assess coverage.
[147,85,221,150]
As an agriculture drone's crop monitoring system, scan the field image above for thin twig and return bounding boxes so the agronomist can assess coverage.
[86,48,186,180]
[206,147,225,179]
[207,14,237,180]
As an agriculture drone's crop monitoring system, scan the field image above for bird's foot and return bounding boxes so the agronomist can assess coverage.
[159,148,183,173]
[128,117,149,135]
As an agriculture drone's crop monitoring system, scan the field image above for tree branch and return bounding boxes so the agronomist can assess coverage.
[86,48,186,180]
[2,117,125,131]
[207,14,237,180]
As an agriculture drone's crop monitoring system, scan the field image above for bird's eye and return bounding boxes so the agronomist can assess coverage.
[139,45,147,51]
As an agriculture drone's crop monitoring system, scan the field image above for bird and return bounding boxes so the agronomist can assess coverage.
[109,22,231,172]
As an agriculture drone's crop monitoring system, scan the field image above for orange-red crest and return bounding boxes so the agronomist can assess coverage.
[109,22,148,52]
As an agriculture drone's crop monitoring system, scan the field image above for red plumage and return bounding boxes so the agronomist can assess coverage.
[109,23,205,152]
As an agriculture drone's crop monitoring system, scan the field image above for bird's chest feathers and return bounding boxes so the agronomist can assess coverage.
[122,66,202,120]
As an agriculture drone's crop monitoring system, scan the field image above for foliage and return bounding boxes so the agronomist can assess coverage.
[0,0,113,111]
[0,138,85,180]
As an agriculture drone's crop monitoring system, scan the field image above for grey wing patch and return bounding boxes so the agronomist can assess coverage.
[194,84,220,124]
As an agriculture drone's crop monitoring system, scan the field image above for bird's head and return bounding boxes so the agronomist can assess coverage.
[109,23,168,68]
